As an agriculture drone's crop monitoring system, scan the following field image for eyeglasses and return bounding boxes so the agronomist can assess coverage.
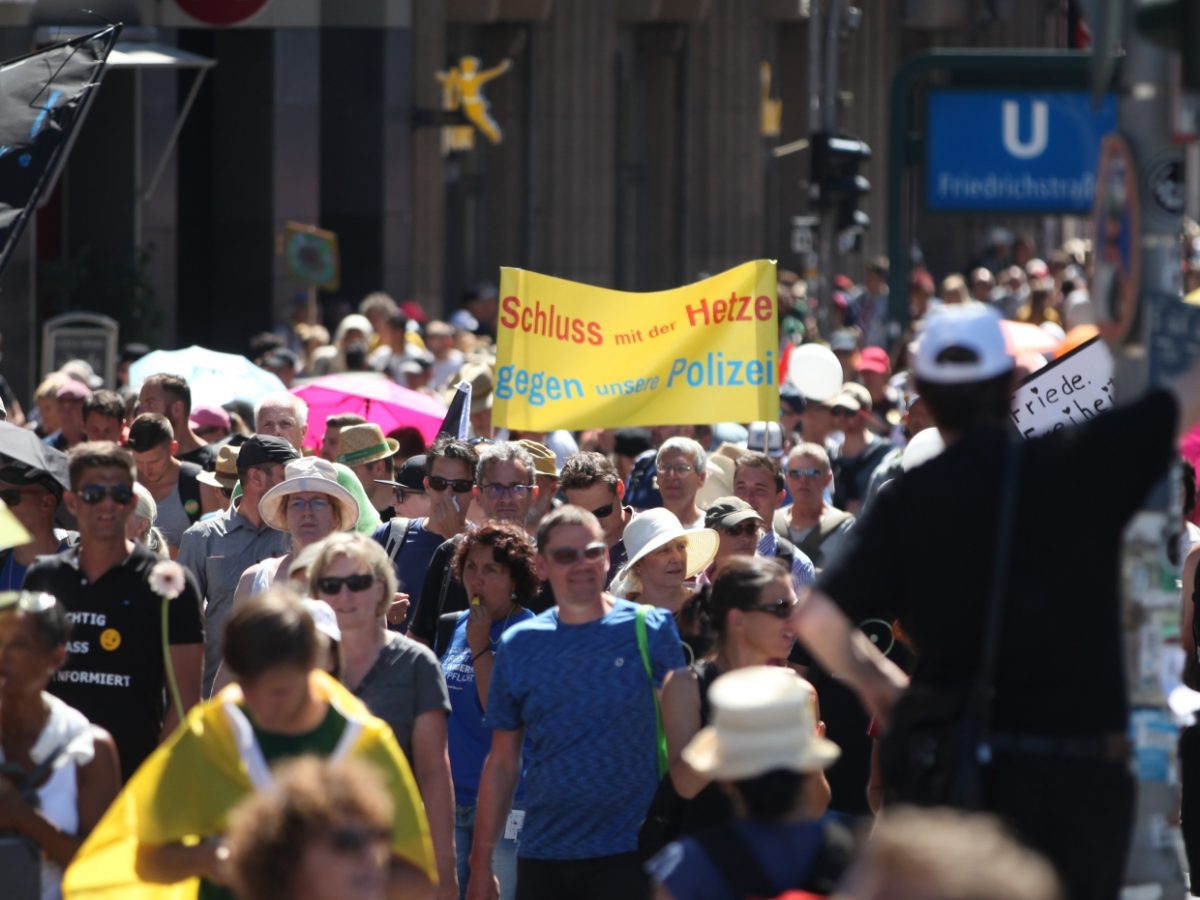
[326,825,392,854]
[427,475,474,494]
[288,496,331,513]
[0,591,57,613]
[545,541,607,566]
[657,464,695,477]
[720,521,760,537]
[590,503,615,520]
[745,596,800,619]
[467,437,495,446]
[315,573,375,594]
[787,466,825,480]
[480,482,532,500]
[77,484,135,505]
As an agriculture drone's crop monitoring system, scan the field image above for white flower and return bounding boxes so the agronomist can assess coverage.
[150,560,186,600]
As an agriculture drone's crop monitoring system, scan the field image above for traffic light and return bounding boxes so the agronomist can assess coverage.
[810,132,872,239]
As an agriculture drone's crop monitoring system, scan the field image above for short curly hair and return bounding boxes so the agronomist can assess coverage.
[226,756,394,900]
[451,521,539,602]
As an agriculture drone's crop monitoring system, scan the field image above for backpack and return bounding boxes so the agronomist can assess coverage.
[382,517,413,567]
[692,818,854,900]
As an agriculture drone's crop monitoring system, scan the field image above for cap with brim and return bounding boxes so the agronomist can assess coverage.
[704,497,764,530]
[857,346,891,375]
[337,423,400,467]
[189,405,231,432]
[831,390,862,412]
[516,440,558,478]
[300,597,342,642]
[56,380,90,401]
[681,667,841,779]
[259,457,360,533]
[0,464,63,501]
[914,303,1013,385]
[197,444,241,491]
[746,422,783,458]
[615,508,718,588]
[238,435,301,470]
[376,455,427,493]
[452,363,494,415]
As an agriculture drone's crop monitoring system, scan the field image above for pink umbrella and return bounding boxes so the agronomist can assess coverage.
[292,374,448,453]
[1000,319,1062,355]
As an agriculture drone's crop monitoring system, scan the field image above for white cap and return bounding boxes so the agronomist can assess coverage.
[913,303,1013,385]
[746,421,784,459]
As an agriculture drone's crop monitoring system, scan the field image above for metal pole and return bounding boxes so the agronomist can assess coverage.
[1116,0,1187,887]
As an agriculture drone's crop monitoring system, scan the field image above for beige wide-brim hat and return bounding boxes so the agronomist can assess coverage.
[682,666,841,780]
[614,508,718,587]
[336,422,400,467]
[259,457,360,533]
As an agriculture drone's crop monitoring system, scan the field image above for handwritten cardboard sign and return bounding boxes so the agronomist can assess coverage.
[1009,335,1114,438]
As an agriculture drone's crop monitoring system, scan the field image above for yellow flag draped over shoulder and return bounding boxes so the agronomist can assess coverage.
[63,671,436,899]
[493,261,778,431]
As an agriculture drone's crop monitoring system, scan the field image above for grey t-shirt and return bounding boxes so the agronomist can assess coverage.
[353,632,451,762]
[155,484,193,548]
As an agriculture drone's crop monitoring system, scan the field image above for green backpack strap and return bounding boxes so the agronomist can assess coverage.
[636,604,669,779]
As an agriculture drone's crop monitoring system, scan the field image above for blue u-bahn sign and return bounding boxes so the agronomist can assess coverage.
[926,90,1118,213]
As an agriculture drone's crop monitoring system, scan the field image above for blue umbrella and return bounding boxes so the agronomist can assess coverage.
[128,345,286,408]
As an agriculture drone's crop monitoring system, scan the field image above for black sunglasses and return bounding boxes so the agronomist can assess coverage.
[720,521,760,537]
[0,488,42,507]
[428,475,474,494]
[315,573,375,594]
[745,596,800,619]
[546,541,607,566]
[590,503,615,520]
[77,484,135,506]
[326,825,392,854]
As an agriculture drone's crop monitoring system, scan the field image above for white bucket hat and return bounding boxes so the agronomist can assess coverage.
[682,666,841,780]
[614,508,718,590]
[259,457,360,533]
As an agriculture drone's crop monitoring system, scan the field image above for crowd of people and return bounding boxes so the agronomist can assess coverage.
[0,233,1194,900]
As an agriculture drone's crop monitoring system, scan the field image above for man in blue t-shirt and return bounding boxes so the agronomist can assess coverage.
[467,505,684,900]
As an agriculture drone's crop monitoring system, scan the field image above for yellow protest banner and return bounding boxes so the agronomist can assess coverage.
[493,261,778,430]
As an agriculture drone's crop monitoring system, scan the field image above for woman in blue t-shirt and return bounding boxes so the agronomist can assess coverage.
[439,522,536,900]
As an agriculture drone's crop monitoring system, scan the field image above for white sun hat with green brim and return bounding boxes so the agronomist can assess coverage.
[259,457,360,533]
[682,666,841,780]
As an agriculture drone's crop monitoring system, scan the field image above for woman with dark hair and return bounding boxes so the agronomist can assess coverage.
[646,557,816,853]
[439,522,537,900]
[0,591,120,900]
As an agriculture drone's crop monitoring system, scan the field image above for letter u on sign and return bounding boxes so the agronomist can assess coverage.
[1002,100,1048,160]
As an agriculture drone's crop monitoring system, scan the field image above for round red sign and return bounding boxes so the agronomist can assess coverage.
[175,0,273,26]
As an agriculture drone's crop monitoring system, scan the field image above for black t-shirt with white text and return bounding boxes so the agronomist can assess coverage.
[819,389,1177,736]
[24,543,205,779]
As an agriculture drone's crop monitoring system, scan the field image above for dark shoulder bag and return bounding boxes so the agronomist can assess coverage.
[1186,560,1200,691]
[879,438,1022,810]
[637,660,721,859]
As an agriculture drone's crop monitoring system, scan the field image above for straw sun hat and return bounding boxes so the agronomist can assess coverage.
[613,508,718,591]
[259,457,360,533]
[682,666,841,780]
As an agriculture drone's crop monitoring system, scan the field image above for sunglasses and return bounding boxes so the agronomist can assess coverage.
[0,591,57,613]
[590,503,615,520]
[428,475,474,494]
[546,541,607,566]
[326,825,392,854]
[0,488,43,507]
[831,406,855,417]
[745,596,800,619]
[720,521,760,537]
[787,466,825,480]
[77,484,135,505]
[480,482,532,500]
[315,573,375,594]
